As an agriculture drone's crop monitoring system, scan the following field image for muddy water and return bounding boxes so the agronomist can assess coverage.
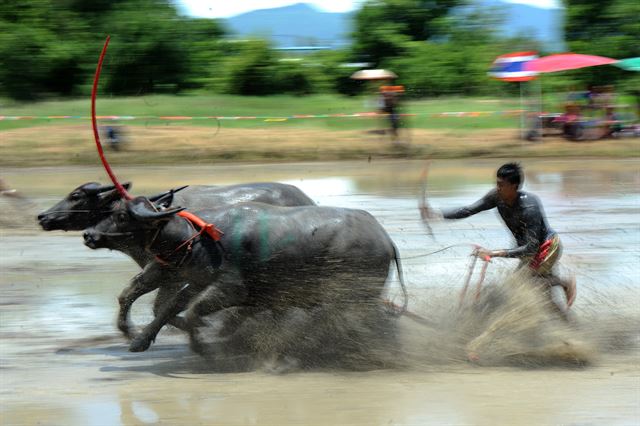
[1,159,639,425]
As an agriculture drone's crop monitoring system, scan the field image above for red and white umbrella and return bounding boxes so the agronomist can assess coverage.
[524,53,617,73]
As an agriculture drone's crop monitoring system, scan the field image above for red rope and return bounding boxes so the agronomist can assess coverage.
[91,35,131,200]
[91,36,223,242]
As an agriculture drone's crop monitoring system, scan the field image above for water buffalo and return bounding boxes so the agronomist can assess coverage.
[37,181,316,337]
[37,181,315,235]
[83,196,405,362]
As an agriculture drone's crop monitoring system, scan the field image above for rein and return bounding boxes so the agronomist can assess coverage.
[147,214,223,267]
[39,209,95,215]
[385,243,492,326]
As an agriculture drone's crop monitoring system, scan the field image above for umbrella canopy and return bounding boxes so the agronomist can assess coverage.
[350,69,397,80]
[614,57,640,72]
[524,53,617,73]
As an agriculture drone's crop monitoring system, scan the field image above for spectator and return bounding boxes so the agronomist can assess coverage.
[379,85,405,143]
[553,103,583,140]
[600,106,622,139]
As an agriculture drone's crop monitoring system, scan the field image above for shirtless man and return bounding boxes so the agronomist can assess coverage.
[420,162,577,313]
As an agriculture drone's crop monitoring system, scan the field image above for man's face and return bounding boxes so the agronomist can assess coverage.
[496,177,518,202]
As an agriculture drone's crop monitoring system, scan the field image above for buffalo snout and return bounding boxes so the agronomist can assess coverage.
[37,211,65,231]
[37,212,51,230]
[83,230,102,249]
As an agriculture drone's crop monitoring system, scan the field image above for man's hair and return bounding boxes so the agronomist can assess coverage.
[497,162,523,187]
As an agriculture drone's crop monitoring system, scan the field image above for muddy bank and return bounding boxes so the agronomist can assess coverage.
[1,125,638,166]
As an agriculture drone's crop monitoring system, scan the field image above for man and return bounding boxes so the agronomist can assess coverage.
[420,162,576,312]
[379,85,404,142]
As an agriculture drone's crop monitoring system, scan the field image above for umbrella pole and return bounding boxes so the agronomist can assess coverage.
[519,81,525,142]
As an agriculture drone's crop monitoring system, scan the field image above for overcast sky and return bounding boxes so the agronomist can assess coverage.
[177,0,562,19]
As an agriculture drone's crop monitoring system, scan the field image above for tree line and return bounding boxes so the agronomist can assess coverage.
[1,0,637,100]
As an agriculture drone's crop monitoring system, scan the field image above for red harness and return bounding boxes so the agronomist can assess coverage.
[153,211,224,266]
[177,211,223,241]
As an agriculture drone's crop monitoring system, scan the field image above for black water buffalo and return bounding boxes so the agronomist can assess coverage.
[37,181,315,235]
[83,197,405,358]
[37,181,316,337]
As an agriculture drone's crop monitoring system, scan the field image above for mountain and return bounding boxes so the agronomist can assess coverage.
[223,1,564,50]
[478,0,565,51]
[223,3,352,48]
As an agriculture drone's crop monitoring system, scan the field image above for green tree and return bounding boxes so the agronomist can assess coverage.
[385,6,509,97]
[0,0,228,99]
[0,1,92,99]
[564,0,640,86]
[224,40,281,95]
[351,0,465,66]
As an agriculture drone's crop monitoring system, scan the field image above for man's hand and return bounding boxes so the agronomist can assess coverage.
[473,246,494,261]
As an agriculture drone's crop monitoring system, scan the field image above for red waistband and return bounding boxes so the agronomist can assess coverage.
[529,237,554,270]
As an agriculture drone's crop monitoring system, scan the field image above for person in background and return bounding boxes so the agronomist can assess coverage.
[600,106,622,139]
[553,103,583,140]
[379,85,404,143]
[0,177,26,199]
[420,162,577,317]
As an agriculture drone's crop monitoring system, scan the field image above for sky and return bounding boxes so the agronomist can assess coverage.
[177,0,562,19]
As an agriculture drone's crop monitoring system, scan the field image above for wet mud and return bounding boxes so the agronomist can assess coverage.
[1,159,638,425]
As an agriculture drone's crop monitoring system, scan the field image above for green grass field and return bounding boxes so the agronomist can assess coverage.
[1,94,525,132]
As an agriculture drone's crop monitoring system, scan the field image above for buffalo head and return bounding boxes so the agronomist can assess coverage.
[83,196,184,250]
[37,182,132,231]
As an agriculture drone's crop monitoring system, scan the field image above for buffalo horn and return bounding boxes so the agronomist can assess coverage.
[148,185,190,205]
[128,197,185,222]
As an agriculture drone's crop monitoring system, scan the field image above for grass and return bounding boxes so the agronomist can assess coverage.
[0,94,523,132]
[1,94,637,166]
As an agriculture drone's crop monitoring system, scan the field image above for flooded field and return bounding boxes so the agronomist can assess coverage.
[1,158,639,425]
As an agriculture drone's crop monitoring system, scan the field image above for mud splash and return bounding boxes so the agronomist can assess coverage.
[397,269,640,370]
[188,270,637,373]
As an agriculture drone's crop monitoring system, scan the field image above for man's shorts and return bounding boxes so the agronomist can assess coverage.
[522,234,562,276]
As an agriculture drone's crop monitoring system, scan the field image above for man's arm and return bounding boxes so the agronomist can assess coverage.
[476,234,538,260]
[421,190,497,222]
[441,190,498,219]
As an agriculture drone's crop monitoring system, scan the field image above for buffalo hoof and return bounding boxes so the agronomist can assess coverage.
[129,336,152,352]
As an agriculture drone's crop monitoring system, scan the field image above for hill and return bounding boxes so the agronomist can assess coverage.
[223,3,351,48]
[223,1,564,50]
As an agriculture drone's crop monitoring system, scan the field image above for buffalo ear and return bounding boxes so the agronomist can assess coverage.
[128,196,185,222]
[98,188,124,206]
[80,182,103,195]
[97,182,133,206]
[98,181,131,193]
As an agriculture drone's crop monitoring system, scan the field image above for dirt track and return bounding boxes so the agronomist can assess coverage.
[1,124,637,167]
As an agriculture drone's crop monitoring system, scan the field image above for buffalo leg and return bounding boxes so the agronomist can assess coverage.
[154,286,188,331]
[184,269,247,327]
[184,271,248,354]
[129,284,194,352]
[117,275,159,338]
[118,262,171,339]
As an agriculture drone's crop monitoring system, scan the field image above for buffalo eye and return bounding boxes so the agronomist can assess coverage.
[115,212,129,225]
[69,192,82,201]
